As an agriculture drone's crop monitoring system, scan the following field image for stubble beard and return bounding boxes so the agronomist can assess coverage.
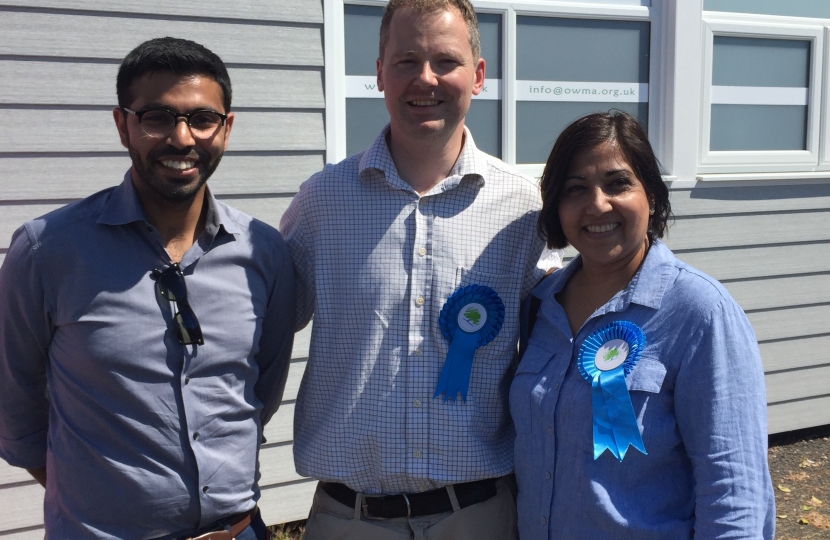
[128,144,223,203]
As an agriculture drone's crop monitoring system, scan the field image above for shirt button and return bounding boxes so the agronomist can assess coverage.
[414,348,423,356]
[413,450,422,458]
[554,383,559,390]
[545,471,551,480]
[193,432,199,441]
[547,426,553,435]
[418,246,427,256]
[413,399,422,408]
[415,296,425,307]
[541,517,547,525]
[185,377,190,385]
[203,486,209,494]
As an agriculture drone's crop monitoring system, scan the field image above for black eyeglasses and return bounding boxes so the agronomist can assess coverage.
[122,107,228,140]
[151,263,204,345]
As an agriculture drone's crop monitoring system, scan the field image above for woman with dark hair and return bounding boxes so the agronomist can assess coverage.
[510,111,775,539]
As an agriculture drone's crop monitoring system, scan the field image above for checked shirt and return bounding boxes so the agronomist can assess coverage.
[281,126,560,494]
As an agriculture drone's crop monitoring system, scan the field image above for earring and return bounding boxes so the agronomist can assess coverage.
[649,207,655,215]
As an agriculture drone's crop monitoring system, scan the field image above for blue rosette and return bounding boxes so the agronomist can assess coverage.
[434,284,505,402]
[578,321,647,461]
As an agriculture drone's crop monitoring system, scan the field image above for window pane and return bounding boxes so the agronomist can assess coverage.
[345,5,387,157]
[468,13,502,157]
[345,4,382,76]
[516,17,650,164]
[710,37,810,151]
[344,5,502,158]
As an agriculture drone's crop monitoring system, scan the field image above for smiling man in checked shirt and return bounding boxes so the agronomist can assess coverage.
[280,1,560,538]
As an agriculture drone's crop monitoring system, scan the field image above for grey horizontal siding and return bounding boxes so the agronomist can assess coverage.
[765,365,830,404]
[669,182,830,215]
[0,527,45,540]
[0,61,325,109]
[723,274,830,312]
[260,480,317,525]
[260,445,304,486]
[0,483,45,532]
[282,363,306,402]
[768,395,830,434]
[0,460,31,485]
[676,243,830,281]
[0,0,323,24]
[0,10,323,66]
[667,184,830,436]
[748,305,829,343]
[666,210,830,251]
[0,154,321,201]
[0,110,325,153]
[263,404,295,447]
[0,2,324,531]
[760,336,830,372]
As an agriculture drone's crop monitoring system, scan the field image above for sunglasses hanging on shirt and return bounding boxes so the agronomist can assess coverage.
[151,263,204,346]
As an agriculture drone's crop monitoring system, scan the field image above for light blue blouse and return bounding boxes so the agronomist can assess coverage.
[510,240,775,539]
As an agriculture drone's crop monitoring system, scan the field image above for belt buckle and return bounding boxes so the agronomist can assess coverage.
[361,493,411,520]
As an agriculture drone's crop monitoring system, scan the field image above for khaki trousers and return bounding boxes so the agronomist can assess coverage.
[303,476,519,540]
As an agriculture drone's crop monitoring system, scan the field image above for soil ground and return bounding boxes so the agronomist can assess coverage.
[769,424,830,539]
[269,424,830,539]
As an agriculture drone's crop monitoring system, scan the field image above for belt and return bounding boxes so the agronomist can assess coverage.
[322,478,499,519]
[181,506,258,540]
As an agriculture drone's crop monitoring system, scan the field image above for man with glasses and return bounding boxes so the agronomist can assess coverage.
[281,0,560,538]
[0,37,294,539]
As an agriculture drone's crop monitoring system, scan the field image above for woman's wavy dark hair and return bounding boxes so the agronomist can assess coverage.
[538,111,671,249]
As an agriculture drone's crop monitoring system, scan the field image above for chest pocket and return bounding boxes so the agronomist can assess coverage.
[571,355,668,454]
[510,344,555,434]
[626,357,667,394]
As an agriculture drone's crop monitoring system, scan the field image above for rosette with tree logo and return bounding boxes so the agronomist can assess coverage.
[435,284,504,402]
[578,320,648,461]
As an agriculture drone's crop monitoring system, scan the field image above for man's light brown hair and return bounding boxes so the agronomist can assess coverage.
[379,0,481,62]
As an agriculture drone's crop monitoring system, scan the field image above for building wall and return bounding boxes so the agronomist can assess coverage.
[645,183,830,433]
[0,0,322,535]
[1,0,829,536]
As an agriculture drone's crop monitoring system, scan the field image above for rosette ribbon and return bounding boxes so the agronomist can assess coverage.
[435,284,504,402]
[578,321,647,461]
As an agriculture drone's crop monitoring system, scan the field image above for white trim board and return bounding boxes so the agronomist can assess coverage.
[516,81,648,102]
[711,86,808,106]
[344,76,503,99]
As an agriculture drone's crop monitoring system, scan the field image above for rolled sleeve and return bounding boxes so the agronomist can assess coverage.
[675,298,775,539]
[521,233,561,300]
[0,225,52,469]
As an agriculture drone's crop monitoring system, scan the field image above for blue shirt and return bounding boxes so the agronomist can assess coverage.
[510,240,774,539]
[0,174,295,539]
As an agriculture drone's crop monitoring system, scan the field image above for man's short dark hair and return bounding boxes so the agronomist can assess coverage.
[116,37,232,112]
[538,111,671,249]
[379,0,481,61]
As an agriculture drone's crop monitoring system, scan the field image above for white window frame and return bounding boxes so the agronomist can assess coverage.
[698,17,824,174]
[324,0,667,180]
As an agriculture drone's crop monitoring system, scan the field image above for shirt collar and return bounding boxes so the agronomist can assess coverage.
[97,170,150,226]
[97,170,240,237]
[358,124,489,193]
[533,239,674,312]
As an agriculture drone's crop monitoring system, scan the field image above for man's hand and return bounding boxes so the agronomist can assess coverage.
[26,466,46,487]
